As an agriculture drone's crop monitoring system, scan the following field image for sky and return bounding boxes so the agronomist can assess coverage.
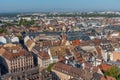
[0,0,120,12]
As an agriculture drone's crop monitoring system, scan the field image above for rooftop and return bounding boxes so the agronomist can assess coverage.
[2,49,32,61]
[38,51,50,60]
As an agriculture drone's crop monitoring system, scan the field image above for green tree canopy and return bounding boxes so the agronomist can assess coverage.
[46,63,56,72]
[0,29,7,34]
[18,19,35,26]
[104,65,120,80]
[17,36,23,41]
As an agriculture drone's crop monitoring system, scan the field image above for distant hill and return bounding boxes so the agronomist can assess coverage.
[0,13,19,17]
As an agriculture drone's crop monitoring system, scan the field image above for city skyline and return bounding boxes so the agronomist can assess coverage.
[1,1,120,80]
[0,0,120,13]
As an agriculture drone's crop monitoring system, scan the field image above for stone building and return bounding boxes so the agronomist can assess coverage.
[0,44,42,80]
[38,51,51,68]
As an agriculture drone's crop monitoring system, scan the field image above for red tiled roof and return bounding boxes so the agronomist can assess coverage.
[100,77,106,80]
[2,49,31,61]
[80,41,91,46]
[58,56,65,61]
[39,51,50,60]
[106,76,116,80]
[100,76,116,80]
[93,66,98,73]
[29,27,38,31]
[99,64,112,71]
[93,38,101,45]
[73,52,85,63]
[52,62,84,77]
[72,40,80,46]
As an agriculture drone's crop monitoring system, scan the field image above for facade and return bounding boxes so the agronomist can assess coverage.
[1,66,43,80]
[38,51,51,68]
[2,49,34,74]
[51,62,86,80]
[0,47,42,80]
[110,51,120,61]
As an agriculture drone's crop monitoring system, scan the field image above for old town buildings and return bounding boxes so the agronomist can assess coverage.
[1,12,120,80]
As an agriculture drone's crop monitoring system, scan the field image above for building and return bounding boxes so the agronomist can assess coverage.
[26,40,35,51]
[0,44,41,80]
[110,51,120,62]
[48,46,72,63]
[51,62,92,80]
[38,51,51,68]
[2,49,34,74]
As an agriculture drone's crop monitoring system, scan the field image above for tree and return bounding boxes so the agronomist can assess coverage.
[104,65,120,80]
[18,19,35,26]
[0,29,7,34]
[17,36,23,41]
[46,63,56,72]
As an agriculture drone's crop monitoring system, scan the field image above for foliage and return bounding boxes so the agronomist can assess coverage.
[18,19,35,26]
[46,63,56,72]
[104,65,120,80]
[0,29,7,33]
[17,36,23,41]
